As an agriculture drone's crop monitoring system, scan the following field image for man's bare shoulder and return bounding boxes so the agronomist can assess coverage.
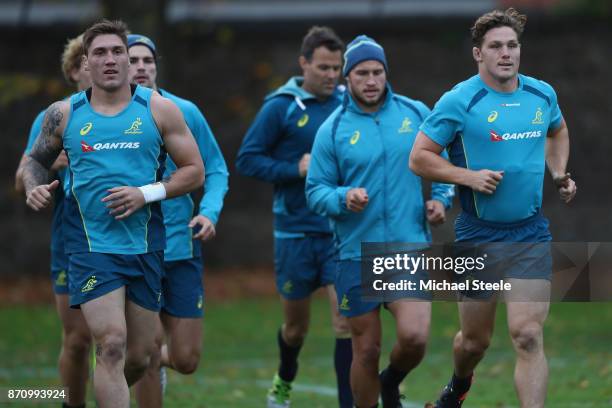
[41,100,71,136]
[151,91,180,114]
[47,100,71,116]
[150,90,184,128]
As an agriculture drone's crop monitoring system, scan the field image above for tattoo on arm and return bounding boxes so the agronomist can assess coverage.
[22,102,64,193]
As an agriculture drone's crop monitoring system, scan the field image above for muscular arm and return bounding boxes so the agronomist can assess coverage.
[409,131,503,194]
[22,102,68,209]
[152,93,204,198]
[17,153,68,194]
[545,119,576,202]
[545,119,569,179]
[14,155,28,194]
[409,131,468,185]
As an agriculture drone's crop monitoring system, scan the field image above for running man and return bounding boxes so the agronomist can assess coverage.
[236,26,353,408]
[306,35,454,408]
[409,8,576,407]
[127,34,229,407]
[21,20,204,408]
[15,34,92,408]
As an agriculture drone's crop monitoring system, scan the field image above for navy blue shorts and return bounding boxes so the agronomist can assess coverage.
[51,245,69,295]
[68,251,164,311]
[274,235,337,300]
[454,212,552,298]
[336,259,431,318]
[161,256,204,318]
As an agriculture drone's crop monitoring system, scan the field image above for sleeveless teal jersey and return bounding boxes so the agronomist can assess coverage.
[62,85,166,254]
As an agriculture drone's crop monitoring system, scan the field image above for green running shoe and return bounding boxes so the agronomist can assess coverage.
[267,373,292,408]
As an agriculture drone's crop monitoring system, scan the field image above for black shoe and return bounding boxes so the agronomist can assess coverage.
[434,377,471,408]
[380,369,402,408]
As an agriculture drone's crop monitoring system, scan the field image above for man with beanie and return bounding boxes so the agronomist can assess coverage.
[306,35,454,408]
[236,26,353,408]
[127,33,229,407]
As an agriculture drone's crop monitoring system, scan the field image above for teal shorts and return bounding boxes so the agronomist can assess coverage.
[68,251,164,311]
[274,235,337,300]
[161,256,204,318]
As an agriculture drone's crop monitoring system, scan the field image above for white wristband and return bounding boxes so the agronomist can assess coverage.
[138,182,167,204]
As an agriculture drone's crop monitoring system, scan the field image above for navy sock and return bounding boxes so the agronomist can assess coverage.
[277,328,302,382]
[450,372,473,394]
[381,364,408,390]
[62,403,85,408]
[334,337,353,408]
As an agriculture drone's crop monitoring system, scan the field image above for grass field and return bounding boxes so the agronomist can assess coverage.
[0,297,611,407]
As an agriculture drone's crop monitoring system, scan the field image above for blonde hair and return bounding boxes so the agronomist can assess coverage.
[61,34,84,85]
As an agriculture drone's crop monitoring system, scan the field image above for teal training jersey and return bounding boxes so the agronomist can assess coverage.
[62,85,166,254]
[420,74,563,223]
[159,89,229,261]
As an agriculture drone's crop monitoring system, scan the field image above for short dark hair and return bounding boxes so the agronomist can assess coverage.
[300,26,344,61]
[82,19,129,55]
[471,8,527,47]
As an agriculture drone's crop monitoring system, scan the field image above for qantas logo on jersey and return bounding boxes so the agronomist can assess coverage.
[81,141,95,152]
[80,140,141,152]
[490,130,542,142]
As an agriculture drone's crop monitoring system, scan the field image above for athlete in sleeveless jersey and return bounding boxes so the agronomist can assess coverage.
[21,21,204,408]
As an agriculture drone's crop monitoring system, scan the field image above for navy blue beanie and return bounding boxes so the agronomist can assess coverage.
[343,35,388,76]
[127,34,157,60]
